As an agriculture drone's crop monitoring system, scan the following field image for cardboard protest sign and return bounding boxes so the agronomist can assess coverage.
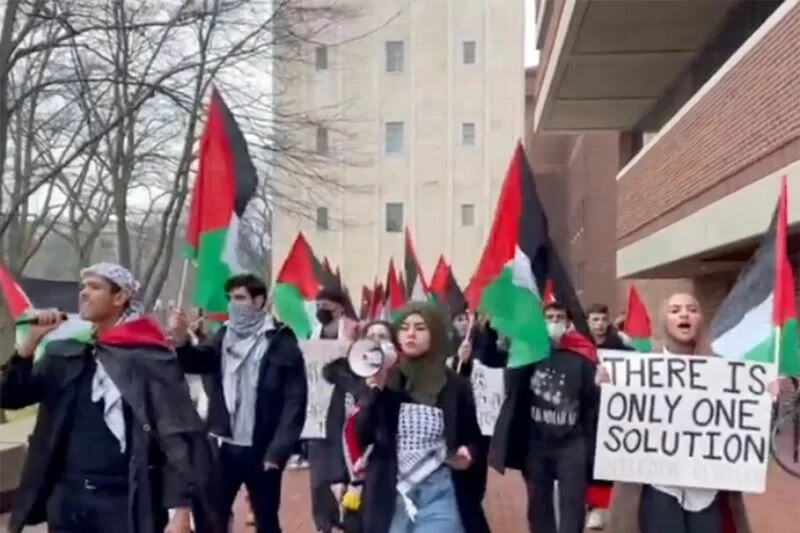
[594,350,776,493]
[470,360,505,435]
[300,339,349,439]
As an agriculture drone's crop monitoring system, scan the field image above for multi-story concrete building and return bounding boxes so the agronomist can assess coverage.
[532,0,799,326]
[271,0,525,291]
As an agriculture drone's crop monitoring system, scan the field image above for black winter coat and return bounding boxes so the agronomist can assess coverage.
[353,370,490,533]
[0,325,214,533]
[174,323,308,468]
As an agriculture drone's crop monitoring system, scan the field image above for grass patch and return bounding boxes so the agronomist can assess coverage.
[3,404,39,423]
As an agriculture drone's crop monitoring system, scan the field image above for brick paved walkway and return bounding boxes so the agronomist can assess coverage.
[4,464,797,532]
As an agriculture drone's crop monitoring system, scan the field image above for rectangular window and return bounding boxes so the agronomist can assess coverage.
[462,40,476,64]
[461,203,475,226]
[315,46,328,70]
[462,122,476,146]
[385,202,404,233]
[316,207,329,230]
[316,126,329,155]
[385,121,404,154]
[385,41,404,73]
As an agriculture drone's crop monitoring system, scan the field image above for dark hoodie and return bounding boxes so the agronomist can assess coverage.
[0,317,215,533]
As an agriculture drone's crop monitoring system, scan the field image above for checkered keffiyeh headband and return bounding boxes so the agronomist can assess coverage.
[81,262,143,316]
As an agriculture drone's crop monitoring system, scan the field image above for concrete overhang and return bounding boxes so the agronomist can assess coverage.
[617,160,800,280]
[535,0,738,131]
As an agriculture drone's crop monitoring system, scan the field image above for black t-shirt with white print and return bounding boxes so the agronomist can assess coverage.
[527,347,596,442]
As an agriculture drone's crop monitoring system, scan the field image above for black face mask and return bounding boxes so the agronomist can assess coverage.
[316,308,334,325]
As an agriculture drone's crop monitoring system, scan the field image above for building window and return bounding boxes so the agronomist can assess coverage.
[316,207,329,230]
[385,121,404,154]
[461,203,475,226]
[315,126,329,154]
[315,45,328,70]
[461,122,476,146]
[385,202,403,233]
[462,40,476,64]
[385,41,404,73]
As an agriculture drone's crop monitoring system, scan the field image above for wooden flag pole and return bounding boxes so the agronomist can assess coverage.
[456,312,477,374]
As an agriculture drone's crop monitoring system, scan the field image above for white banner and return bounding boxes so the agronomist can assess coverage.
[300,340,349,439]
[594,350,776,493]
[471,360,505,436]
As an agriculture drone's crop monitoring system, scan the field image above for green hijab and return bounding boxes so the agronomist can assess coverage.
[392,301,450,406]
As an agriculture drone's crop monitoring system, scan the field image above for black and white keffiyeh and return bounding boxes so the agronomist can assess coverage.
[395,402,448,520]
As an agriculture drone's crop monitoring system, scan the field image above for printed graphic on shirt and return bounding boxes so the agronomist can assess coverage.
[529,367,578,426]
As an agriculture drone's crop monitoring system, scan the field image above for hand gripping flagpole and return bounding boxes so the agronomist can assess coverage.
[456,312,477,374]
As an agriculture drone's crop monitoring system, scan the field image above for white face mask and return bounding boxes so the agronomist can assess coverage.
[547,321,567,342]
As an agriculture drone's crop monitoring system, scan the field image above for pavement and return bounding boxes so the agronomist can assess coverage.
[2,463,798,532]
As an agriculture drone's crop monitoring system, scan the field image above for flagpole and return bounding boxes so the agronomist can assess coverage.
[176,258,190,309]
[456,312,477,374]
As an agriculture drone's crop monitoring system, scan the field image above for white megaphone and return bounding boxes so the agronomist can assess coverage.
[348,339,398,378]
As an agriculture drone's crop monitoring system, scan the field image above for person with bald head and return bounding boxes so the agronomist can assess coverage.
[602,293,762,533]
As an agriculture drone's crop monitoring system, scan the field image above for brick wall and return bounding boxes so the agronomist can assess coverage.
[617,4,800,246]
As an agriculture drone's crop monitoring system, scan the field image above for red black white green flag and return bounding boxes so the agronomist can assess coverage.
[711,175,800,376]
[184,88,258,321]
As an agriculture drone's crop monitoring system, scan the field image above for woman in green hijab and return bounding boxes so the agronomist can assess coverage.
[352,302,489,533]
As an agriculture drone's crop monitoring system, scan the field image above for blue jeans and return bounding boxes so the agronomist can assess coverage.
[389,467,464,533]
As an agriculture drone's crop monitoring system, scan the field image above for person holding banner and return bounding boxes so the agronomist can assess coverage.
[352,302,487,533]
[487,301,600,533]
[169,273,308,533]
[603,293,753,533]
[307,287,360,533]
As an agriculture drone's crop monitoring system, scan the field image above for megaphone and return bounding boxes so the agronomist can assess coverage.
[348,339,398,378]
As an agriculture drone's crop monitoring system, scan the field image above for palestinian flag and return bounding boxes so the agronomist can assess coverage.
[382,259,405,321]
[185,88,258,321]
[398,272,407,299]
[404,228,429,301]
[369,281,385,320]
[466,142,593,368]
[0,265,92,360]
[623,285,652,352]
[322,257,333,276]
[273,233,322,339]
[429,255,467,318]
[711,175,800,376]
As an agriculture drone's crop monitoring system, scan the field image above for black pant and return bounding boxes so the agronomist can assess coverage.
[307,439,339,532]
[525,436,587,533]
[215,443,283,533]
[47,475,129,533]
[639,485,721,533]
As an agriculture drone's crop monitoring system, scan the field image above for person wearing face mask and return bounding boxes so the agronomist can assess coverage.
[169,273,308,533]
[603,293,770,533]
[354,302,488,533]
[488,301,600,533]
[306,287,360,532]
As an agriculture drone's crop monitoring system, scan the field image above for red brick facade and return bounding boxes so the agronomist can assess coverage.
[617,4,800,246]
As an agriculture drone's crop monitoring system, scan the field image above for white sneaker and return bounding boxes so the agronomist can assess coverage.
[586,509,606,530]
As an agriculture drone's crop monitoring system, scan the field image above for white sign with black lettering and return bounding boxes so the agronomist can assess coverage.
[300,340,349,439]
[471,360,505,436]
[594,350,776,493]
